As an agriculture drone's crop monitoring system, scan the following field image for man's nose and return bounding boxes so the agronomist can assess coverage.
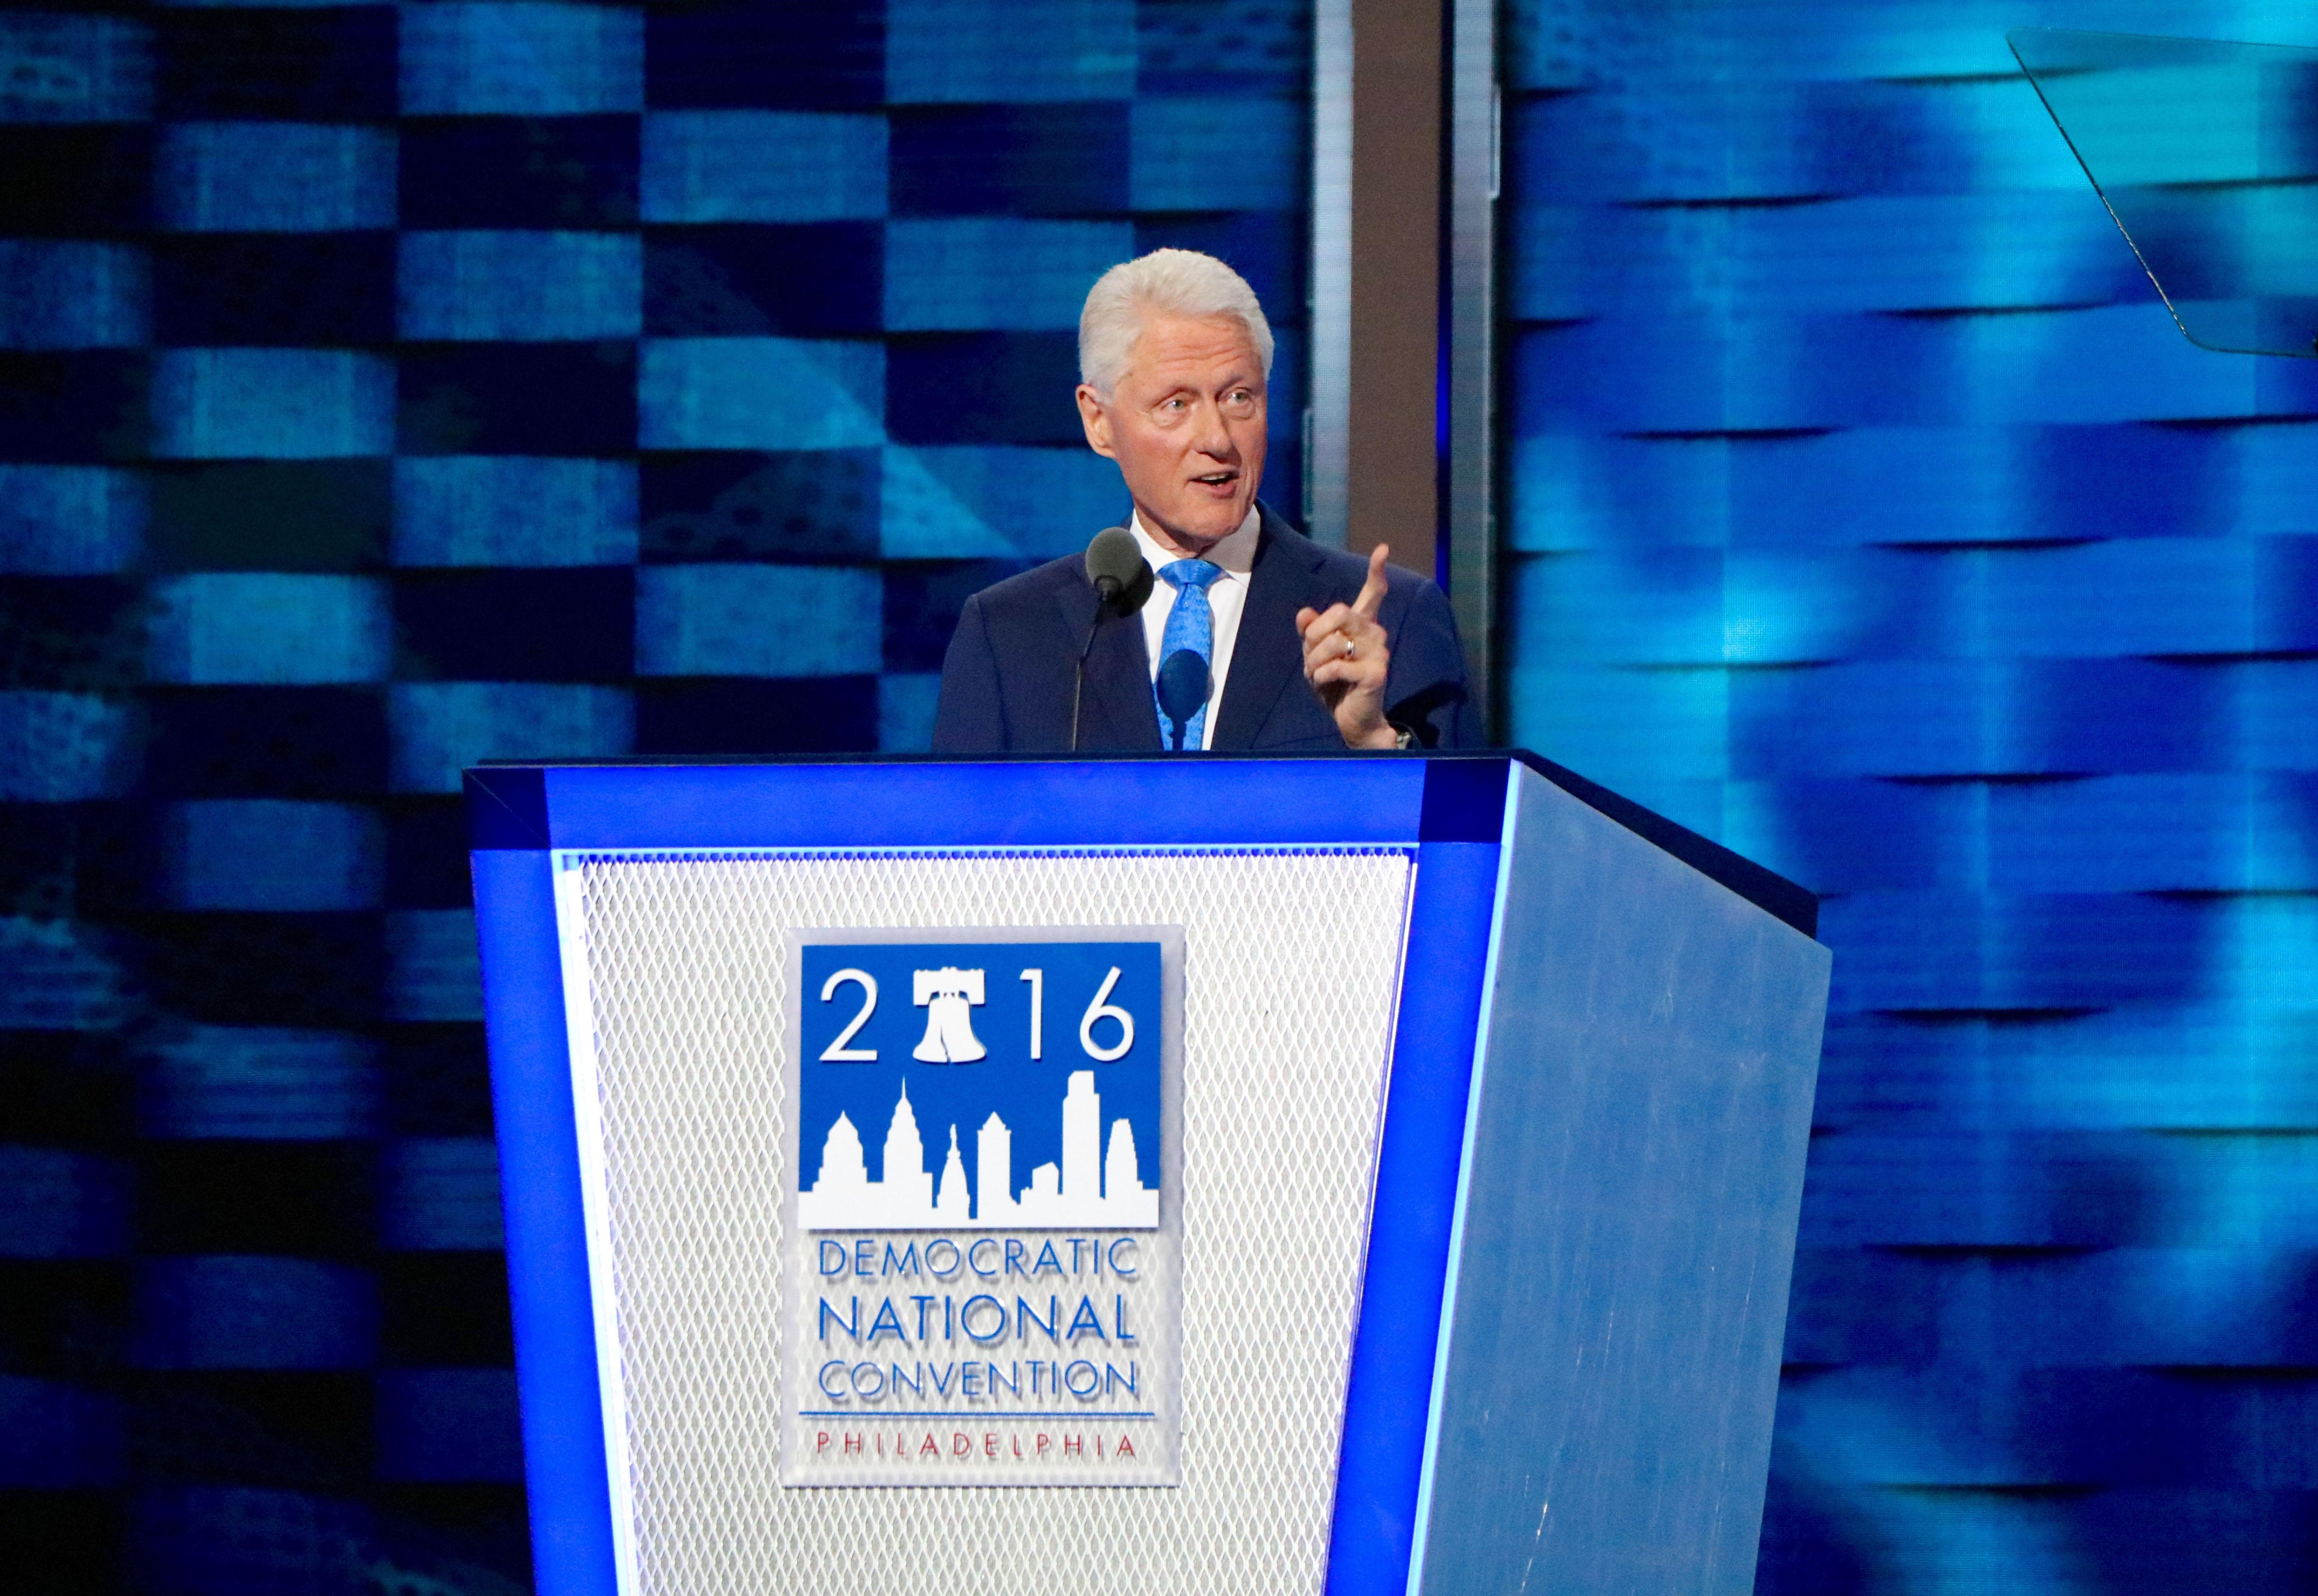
[1190,401,1236,458]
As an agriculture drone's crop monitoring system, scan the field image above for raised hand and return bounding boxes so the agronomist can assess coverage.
[1295,543,1398,750]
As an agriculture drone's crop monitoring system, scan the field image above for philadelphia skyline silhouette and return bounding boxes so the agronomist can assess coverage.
[798,1070,1159,1230]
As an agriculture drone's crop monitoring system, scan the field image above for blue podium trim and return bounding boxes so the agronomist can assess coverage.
[466,755,1815,936]
[1324,770,1513,1593]
[469,758,1491,851]
[1403,776,1526,1587]
[467,766,547,849]
[1324,840,1503,1593]
[597,760,1423,849]
[473,850,617,1596]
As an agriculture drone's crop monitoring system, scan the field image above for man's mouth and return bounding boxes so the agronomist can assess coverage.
[1191,471,1238,492]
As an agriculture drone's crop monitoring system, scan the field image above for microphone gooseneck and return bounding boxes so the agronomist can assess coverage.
[1156,648,1210,753]
[1073,526,1150,752]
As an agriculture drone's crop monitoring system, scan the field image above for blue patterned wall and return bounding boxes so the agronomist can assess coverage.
[1502,3,2318,1590]
[0,2,1309,1587]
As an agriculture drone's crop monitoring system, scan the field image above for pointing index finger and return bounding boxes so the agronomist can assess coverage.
[1354,543,1390,620]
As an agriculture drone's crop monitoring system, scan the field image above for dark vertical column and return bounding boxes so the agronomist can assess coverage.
[1309,0,1351,546]
[1444,0,1498,732]
[1346,0,1442,574]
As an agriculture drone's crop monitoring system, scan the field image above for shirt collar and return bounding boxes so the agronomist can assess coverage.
[1129,505,1260,580]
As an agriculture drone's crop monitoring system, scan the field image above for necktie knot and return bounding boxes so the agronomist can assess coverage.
[1161,558,1223,594]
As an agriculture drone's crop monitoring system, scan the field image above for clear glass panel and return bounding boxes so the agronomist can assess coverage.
[2011,27,2318,358]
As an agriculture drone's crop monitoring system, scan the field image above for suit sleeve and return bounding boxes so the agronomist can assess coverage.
[932,593,1009,753]
[1384,577,1486,750]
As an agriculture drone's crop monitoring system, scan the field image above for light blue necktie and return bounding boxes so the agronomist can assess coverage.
[1156,559,1222,751]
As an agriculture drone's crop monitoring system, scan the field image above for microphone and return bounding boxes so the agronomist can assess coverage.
[1155,649,1210,752]
[1071,526,1154,752]
[1085,526,1153,615]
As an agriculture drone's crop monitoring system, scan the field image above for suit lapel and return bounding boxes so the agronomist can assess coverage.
[1051,583,1159,750]
[1210,510,1324,750]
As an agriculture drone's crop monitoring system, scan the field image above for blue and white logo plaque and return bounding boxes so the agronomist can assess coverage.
[781,928,1184,1487]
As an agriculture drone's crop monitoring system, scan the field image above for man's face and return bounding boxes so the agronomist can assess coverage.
[1076,312,1268,554]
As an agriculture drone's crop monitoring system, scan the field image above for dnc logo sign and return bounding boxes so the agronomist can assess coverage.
[796,939,1164,1231]
[783,928,1183,1487]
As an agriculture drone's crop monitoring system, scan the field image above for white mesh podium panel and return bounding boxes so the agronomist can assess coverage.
[567,848,1415,1596]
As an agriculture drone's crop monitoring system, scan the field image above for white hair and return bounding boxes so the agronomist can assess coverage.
[1078,249,1275,397]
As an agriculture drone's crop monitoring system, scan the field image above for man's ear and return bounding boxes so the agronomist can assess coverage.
[1076,385,1116,459]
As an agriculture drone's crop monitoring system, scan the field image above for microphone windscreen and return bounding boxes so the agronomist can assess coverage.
[1156,648,1211,729]
[1085,526,1153,615]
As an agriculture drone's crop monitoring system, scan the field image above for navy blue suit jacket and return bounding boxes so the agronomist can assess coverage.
[933,504,1482,753]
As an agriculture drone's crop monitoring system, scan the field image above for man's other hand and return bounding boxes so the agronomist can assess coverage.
[1297,543,1398,750]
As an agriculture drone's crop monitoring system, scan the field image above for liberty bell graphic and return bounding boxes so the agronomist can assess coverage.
[911,966,987,1062]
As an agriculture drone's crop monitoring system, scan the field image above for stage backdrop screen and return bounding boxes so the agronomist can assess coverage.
[0,1,1314,1586]
[1499,3,2318,1592]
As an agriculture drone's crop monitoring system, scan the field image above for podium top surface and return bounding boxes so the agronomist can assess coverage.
[464,751,1816,937]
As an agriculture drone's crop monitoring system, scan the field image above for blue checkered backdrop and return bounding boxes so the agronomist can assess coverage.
[1503,2,2318,1592]
[0,1,1310,1587]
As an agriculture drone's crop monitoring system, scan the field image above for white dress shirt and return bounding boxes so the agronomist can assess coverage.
[1128,506,1260,751]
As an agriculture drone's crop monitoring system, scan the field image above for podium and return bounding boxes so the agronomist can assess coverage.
[466,753,1828,1596]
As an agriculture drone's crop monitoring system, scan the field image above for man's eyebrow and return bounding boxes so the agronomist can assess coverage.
[1144,371,1259,402]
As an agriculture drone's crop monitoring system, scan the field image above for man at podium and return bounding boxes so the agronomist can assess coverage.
[932,250,1480,754]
